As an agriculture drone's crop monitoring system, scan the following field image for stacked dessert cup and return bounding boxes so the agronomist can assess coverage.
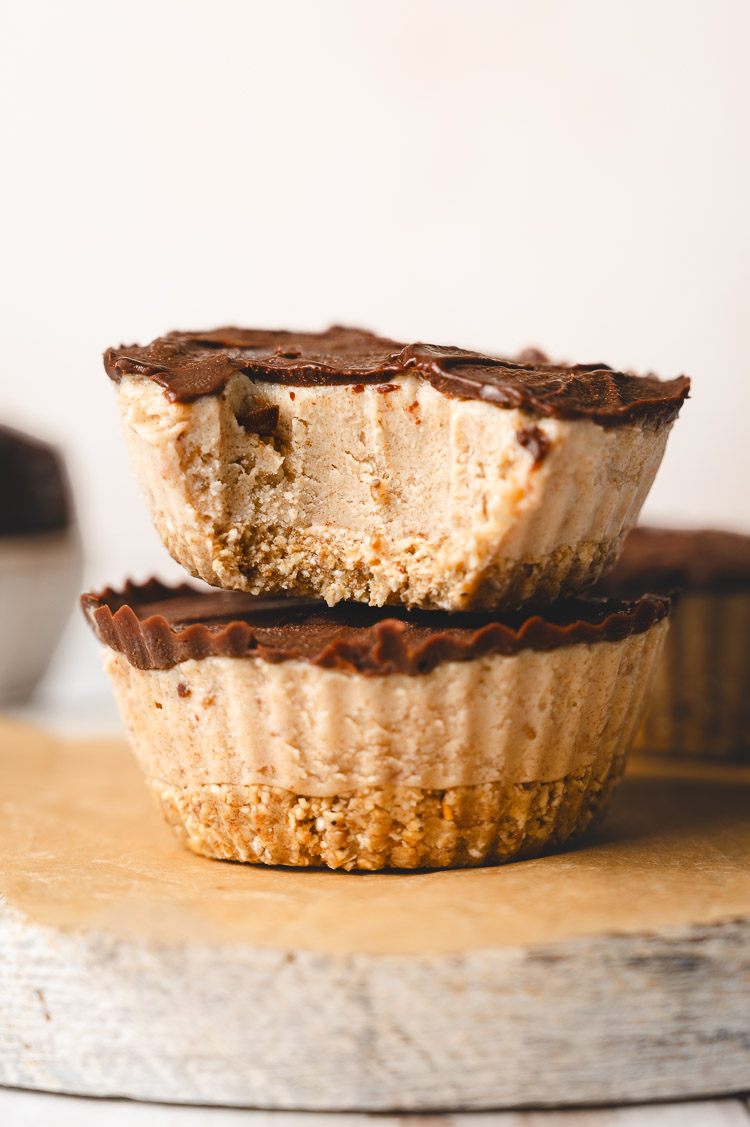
[598,526,750,760]
[83,326,689,870]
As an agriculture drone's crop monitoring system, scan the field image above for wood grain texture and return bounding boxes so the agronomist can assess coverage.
[1,718,750,1111]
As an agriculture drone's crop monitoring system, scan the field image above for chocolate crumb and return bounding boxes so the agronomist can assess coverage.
[235,404,279,436]
[177,681,191,698]
[516,424,550,465]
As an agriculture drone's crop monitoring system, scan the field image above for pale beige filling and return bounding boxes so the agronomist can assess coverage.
[116,373,672,610]
[104,621,666,797]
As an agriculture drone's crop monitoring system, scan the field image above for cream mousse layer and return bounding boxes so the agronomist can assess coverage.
[104,625,666,797]
[115,371,674,611]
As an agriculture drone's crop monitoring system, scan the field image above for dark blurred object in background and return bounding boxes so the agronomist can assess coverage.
[0,426,81,702]
[0,426,72,536]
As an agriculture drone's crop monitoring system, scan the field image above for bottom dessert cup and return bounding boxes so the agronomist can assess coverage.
[599,527,750,760]
[82,581,671,871]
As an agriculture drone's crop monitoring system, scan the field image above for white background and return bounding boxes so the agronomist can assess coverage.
[1,9,749,1120]
[1,0,749,701]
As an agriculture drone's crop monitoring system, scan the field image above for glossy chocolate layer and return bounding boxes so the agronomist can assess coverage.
[104,326,690,428]
[599,527,750,596]
[0,426,71,536]
[82,580,670,675]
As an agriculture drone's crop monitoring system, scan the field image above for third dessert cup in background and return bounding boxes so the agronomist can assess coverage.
[104,327,689,612]
[599,527,750,759]
[83,582,671,871]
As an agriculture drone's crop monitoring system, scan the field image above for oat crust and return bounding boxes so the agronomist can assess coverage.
[149,753,625,871]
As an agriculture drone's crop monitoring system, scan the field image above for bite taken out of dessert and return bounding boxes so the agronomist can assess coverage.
[82,581,671,871]
[598,526,750,760]
[103,327,690,612]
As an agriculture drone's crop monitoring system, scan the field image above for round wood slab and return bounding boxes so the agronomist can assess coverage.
[1,716,749,1111]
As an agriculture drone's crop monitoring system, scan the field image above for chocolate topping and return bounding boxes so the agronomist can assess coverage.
[599,527,750,596]
[0,426,71,536]
[82,580,670,675]
[104,326,690,428]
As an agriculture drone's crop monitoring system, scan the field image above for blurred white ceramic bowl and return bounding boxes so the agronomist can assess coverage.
[0,528,82,702]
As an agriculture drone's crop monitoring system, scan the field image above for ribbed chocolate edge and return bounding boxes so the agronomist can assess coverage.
[81,579,671,676]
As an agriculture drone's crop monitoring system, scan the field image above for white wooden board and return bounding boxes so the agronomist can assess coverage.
[1,718,749,1111]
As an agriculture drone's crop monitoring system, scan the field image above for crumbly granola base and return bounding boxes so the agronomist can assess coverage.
[461,535,624,612]
[148,753,625,871]
[206,529,629,613]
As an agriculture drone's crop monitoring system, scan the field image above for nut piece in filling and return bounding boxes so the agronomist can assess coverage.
[82,581,671,871]
[598,527,750,759]
[103,326,689,612]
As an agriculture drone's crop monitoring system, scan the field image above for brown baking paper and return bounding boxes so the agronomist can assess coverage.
[2,716,749,956]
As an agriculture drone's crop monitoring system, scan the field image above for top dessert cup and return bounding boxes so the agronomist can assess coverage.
[598,527,750,759]
[104,327,689,612]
